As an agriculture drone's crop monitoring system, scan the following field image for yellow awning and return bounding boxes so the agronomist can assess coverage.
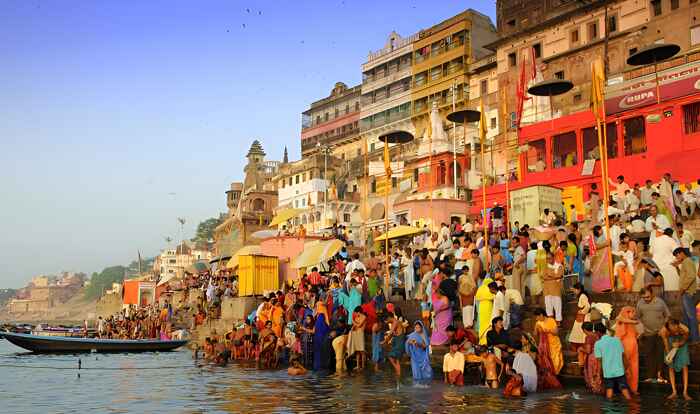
[374,225,424,242]
[226,245,262,269]
[269,208,304,227]
[293,239,344,269]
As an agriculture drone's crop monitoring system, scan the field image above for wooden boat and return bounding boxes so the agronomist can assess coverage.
[1,332,188,353]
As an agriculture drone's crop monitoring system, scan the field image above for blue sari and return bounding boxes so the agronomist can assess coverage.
[313,314,329,371]
[338,288,362,325]
[405,321,433,384]
[500,239,513,264]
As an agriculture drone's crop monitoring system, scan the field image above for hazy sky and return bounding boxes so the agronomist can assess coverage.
[0,0,495,288]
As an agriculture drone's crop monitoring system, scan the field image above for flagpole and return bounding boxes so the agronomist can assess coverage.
[592,59,615,291]
[452,81,458,198]
[480,99,488,262]
[501,86,510,238]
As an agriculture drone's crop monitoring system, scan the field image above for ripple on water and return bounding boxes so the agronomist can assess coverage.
[0,341,698,413]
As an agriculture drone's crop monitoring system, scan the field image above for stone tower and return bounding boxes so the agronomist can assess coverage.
[243,140,266,191]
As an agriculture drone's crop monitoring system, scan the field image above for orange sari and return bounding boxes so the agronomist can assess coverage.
[271,305,284,338]
[615,306,640,393]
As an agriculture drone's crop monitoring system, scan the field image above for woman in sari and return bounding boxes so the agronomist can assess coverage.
[568,283,590,366]
[346,306,367,371]
[299,314,315,369]
[534,308,563,378]
[270,300,285,338]
[589,225,612,292]
[338,280,363,325]
[313,302,330,371]
[475,273,495,344]
[406,320,433,385]
[615,306,641,394]
[431,286,453,346]
[582,322,604,394]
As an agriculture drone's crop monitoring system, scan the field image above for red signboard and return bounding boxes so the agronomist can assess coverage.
[605,62,700,115]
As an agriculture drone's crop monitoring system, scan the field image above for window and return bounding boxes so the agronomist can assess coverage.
[316,115,321,124]
[533,43,542,58]
[608,15,618,33]
[168,259,176,264]
[508,52,517,67]
[651,0,662,16]
[552,131,577,168]
[582,124,618,161]
[253,198,265,211]
[345,104,349,114]
[555,71,565,80]
[371,178,376,193]
[623,116,646,155]
[671,0,679,10]
[392,177,397,188]
[430,66,441,80]
[413,168,419,183]
[356,148,362,157]
[683,102,700,134]
[526,139,547,172]
[692,26,700,46]
[571,29,579,43]
[507,19,516,27]
[438,161,447,185]
[324,112,329,121]
[370,142,375,152]
[490,117,497,130]
[574,93,582,103]
[588,21,598,42]
[288,177,293,186]
[335,108,339,117]
[355,102,360,111]
[295,175,300,184]
[480,79,488,96]
[343,213,351,222]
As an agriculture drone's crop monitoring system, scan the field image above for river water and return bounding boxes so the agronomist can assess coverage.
[0,340,697,413]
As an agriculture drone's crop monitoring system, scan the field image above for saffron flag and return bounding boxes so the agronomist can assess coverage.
[590,58,605,120]
[383,141,392,178]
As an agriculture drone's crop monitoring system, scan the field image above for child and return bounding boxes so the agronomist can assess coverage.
[443,340,465,385]
[481,347,503,389]
[287,358,308,376]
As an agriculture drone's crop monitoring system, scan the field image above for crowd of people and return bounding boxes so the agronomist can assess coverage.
[190,173,698,401]
[95,302,184,341]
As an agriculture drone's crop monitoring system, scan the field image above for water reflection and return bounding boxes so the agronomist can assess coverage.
[0,341,697,413]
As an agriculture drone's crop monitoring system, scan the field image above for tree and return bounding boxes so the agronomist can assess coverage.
[84,266,127,300]
[191,215,225,243]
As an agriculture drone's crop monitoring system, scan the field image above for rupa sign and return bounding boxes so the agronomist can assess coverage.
[605,61,700,115]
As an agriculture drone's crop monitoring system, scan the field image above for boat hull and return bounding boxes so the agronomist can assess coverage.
[1,332,188,353]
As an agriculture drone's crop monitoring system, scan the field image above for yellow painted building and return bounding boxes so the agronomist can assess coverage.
[410,10,497,138]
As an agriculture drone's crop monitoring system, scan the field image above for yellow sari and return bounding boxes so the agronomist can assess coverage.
[475,277,494,345]
[536,317,563,374]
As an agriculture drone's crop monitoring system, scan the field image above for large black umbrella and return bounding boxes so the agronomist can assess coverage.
[627,43,680,104]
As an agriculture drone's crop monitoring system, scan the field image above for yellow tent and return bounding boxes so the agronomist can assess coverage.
[374,225,424,242]
[226,245,262,269]
[269,208,304,227]
[293,239,344,269]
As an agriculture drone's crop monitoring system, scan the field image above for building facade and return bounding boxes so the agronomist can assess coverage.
[301,82,362,158]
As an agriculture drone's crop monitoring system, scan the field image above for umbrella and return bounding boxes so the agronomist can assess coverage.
[374,225,424,242]
[226,245,262,269]
[293,239,344,269]
[185,260,210,274]
[269,208,304,227]
[252,229,279,239]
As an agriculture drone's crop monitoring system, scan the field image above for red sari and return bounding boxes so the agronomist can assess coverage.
[583,332,604,394]
[536,332,562,390]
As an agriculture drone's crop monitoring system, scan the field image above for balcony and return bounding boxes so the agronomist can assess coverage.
[301,129,360,154]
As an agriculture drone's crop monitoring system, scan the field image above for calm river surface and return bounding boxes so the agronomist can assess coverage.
[0,340,697,413]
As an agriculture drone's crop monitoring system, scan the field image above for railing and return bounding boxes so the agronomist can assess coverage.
[301,129,360,153]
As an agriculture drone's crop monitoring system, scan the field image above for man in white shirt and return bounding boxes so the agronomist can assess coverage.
[491,282,506,322]
[440,223,450,244]
[609,215,622,252]
[676,222,695,249]
[345,253,366,282]
[651,227,680,291]
[504,286,524,329]
[463,219,474,235]
[512,341,538,393]
[608,175,630,203]
[540,208,556,226]
[681,186,697,218]
[625,189,640,217]
[640,179,656,207]
[645,205,671,248]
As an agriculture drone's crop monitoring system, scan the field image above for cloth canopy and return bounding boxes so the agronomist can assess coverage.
[374,225,424,242]
[269,208,304,227]
[293,239,344,269]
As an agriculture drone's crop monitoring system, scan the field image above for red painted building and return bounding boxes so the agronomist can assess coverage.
[470,60,700,217]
